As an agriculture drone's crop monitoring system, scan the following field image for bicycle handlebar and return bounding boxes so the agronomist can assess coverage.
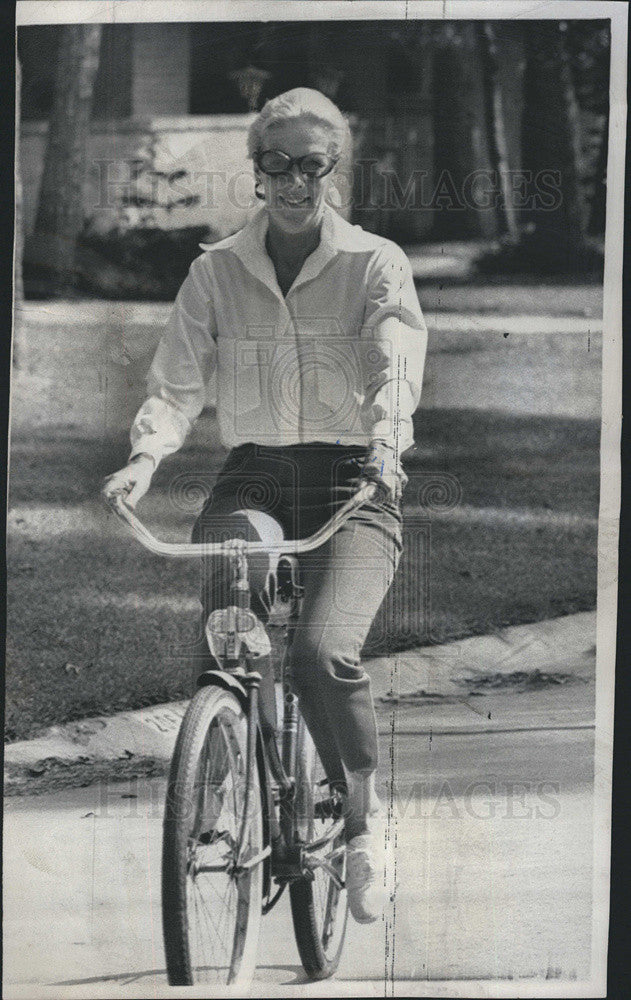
[104,481,379,559]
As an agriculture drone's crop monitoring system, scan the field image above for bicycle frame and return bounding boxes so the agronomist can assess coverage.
[104,480,377,898]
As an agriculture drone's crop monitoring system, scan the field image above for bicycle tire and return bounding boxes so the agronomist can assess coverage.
[162,685,263,986]
[289,717,348,980]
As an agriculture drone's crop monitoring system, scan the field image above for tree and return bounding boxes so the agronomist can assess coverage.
[26,24,102,293]
[14,55,24,366]
[431,22,498,240]
[478,22,520,243]
[565,20,610,236]
[520,21,594,270]
[587,110,608,235]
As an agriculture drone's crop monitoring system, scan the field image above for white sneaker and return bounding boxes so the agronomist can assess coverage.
[346,832,387,924]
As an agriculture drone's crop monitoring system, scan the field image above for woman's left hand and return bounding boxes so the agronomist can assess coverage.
[360,439,408,504]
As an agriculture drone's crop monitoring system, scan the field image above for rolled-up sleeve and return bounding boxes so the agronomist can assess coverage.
[361,242,428,455]
[129,255,217,465]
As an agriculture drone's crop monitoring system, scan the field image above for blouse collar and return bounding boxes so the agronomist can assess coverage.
[202,204,377,302]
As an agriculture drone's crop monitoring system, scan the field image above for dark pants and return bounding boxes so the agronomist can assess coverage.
[191,443,402,777]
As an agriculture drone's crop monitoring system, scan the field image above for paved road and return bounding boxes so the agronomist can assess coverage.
[4,684,595,998]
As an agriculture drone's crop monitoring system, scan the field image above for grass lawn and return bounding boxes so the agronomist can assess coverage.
[6,406,599,741]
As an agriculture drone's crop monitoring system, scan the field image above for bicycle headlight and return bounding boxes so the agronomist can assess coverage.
[207,608,256,635]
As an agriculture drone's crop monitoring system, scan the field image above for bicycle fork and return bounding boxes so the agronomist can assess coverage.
[234,670,272,875]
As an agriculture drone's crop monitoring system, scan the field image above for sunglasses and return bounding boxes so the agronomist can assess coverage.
[255,149,338,178]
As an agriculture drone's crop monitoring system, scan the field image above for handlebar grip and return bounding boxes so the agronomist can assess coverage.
[356,476,387,501]
[103,491,135,522]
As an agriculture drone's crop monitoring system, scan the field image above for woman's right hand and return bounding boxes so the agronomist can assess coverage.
[101,453,156,509]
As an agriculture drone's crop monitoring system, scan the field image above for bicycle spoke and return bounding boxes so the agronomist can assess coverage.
[180,706,260,984]
[289,721,348,975]
[189,846,238,975]
[191,883,224,973]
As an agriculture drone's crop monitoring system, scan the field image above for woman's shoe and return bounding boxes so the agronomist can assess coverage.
[345,832,387,924]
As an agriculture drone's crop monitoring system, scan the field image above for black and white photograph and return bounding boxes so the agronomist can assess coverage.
[4,1,625,996]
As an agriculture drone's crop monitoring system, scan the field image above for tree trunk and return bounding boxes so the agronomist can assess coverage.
[521,21,590,268]
[478,21,520,243]
[387,23,434,242]
[588,109,608,234]
[431,22,498,240]
[29,24,102,293]
[14,55,24,367]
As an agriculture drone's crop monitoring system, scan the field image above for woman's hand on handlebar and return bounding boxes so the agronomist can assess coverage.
[101,453,156,509]
[358,439,408,505]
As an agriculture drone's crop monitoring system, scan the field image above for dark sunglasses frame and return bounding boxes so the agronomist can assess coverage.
[254,149,339,178]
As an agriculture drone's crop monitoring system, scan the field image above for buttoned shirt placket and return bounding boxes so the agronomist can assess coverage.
[228,211,339,445]
[130,204,427,462]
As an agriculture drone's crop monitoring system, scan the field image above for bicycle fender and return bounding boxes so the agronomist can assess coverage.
[195,669,248,709]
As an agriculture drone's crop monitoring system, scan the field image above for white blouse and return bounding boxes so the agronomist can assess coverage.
[129,204,428,464]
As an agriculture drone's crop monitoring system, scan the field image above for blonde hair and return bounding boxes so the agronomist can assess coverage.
[247,87,351,160]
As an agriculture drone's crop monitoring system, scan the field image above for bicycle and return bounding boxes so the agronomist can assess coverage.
[105,479,378,987]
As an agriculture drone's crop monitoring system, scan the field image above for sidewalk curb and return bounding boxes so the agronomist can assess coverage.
[4,612,595,769]
[368,610,595,702]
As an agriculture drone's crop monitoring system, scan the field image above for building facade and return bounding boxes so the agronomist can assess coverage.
[18,21,451,240]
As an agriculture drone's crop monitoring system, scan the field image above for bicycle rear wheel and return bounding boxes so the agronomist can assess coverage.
[289,717,348,980]
[162,686,263,986]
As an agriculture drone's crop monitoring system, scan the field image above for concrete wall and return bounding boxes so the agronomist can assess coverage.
[21,116,256,239]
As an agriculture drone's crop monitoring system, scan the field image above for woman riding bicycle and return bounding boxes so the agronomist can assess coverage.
[103,88,427,925]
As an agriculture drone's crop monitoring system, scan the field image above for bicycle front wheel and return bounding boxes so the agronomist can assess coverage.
[162,685,263,986]
[289,717,348,980]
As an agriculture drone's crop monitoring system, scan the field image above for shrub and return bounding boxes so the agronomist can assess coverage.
[73,224,220,300]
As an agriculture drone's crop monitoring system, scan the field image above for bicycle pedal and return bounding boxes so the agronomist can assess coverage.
[314,797,343,820]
